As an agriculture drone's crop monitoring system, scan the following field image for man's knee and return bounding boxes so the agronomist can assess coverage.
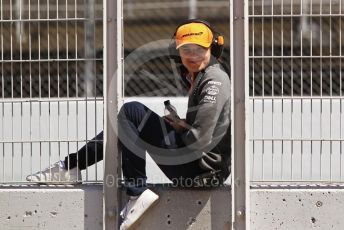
[120,101,145,114]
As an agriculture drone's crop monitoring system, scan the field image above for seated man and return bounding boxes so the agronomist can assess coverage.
[26,19,231,230]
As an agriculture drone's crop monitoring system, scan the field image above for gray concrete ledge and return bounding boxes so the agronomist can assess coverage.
[0,184,231,230]
[2,184,344,230]
[0,184,103,230]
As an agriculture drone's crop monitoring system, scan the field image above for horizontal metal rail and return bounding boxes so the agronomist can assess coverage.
[249,14,344,18]
[0,18,103,22]
[0,59,103,63]
[0,98,103,103]
[249,138,344,141]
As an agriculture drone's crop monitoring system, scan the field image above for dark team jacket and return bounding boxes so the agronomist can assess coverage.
[181,57,231,179]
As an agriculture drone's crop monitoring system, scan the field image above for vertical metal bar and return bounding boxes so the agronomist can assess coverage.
[341,98,342,179]
[340,1,342,180]
[291,101,293,180]
[189,0,197,19]
[272,100,274,179]
[330,8,333,180]
[320,0,323,179]
[330,98,333,180]
[261,3,265,180]
[88,1,96,181]
[66,0,70,176]
[19,0,23,181]
[271,0,274,180]
[47,0,51,177]
[301,0,304,179]
[57,0,61,181]
[262,99,264,180]
[0,0,4,182]
[251,0,255,181]
[310,0,313,180]
[290,0,295,180]
[75,0,80,179]
[281,98,284,180]
[93,1,98,181]
[28,0,32,183]
[85,0,95,181]
[300,0,304,180]
[311,98,313,179]
[301,0,303,58]
[37,0,41,178]
[281,0,284,180]
[231,0,249,229]
[320,0,323,97]
[252,101,255,180]
[301,98,303,179]
[10,0,14,182]
[103,0,122,229]
[320,101,323,179]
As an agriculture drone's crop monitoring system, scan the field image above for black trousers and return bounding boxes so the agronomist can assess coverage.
[65,101,207,195]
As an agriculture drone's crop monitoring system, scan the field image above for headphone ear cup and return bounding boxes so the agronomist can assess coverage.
[211,43,224,59]
[211,33,224,59]
[168,40,182,64]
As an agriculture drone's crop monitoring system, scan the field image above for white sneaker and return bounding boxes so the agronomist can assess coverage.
[26,160,81,182]
[120,189,159,230]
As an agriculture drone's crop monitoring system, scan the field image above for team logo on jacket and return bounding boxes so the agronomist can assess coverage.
[205,85,220,96]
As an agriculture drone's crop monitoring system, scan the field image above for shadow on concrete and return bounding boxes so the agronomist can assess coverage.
[83,184,103,230]
[132,184,231,230]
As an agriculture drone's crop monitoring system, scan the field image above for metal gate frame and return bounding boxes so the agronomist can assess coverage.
[231,0,250,229]
[102,0,249,229]
[103,0,123,229]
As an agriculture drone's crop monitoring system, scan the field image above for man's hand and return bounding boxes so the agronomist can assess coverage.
[163,116,189,133]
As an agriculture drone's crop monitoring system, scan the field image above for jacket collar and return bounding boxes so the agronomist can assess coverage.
[200,55,218,74]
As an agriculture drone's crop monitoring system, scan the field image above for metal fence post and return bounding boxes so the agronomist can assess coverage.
[103,0,123,229]
[231,0,250,229]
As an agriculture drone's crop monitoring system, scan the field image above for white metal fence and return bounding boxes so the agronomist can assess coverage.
[0,0,232,184]
[1,0,343,186]
[249,0,344,183]
[0,0,103,183]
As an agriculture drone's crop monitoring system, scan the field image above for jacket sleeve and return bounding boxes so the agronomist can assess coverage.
[181,68,230,151]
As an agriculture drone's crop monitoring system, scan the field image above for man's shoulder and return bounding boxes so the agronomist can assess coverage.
[203,64,230,85]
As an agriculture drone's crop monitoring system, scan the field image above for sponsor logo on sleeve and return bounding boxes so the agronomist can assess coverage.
[203,95,217,104]
[208,81,222,86]
[205,85,220,96]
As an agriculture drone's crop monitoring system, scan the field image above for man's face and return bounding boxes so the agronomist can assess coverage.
[179,44,211,74]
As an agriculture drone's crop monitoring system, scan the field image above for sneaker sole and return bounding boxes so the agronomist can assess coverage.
[125,194,159,230]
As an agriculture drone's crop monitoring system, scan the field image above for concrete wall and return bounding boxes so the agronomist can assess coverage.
[2,184,344,230]
[251,187,344,230]
[0,185,231,230]
[0,185,103,230]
